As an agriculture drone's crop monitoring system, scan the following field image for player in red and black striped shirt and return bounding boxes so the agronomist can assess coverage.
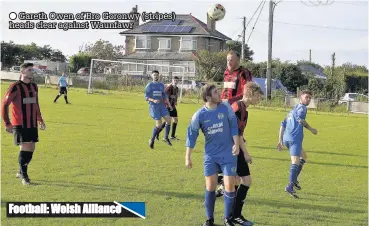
[157,76,180,140]
[217,50,253,198]
[229,82,263,226]
[221,51,252,105]
[2,63,46,186]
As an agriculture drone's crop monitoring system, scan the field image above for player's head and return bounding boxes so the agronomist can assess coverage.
[202,84,221,104]
[227,50,240,70]
[20,63,34,82]
[172,76,179,86]
[151,70,159,82]
[300,90,313,106]
[243,82,264,105]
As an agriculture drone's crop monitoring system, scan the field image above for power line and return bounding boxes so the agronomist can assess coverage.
[258,19,368,32]
[245,0,266,29]
[230,25,243,39]
[246,0,266,44]
[300,0,334,6]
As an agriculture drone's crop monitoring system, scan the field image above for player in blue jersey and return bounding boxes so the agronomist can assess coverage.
[278,90,317,198]
[277,120,307,191]
[53,72,70,104]
[145,70,174,149]
[186,84,240,226]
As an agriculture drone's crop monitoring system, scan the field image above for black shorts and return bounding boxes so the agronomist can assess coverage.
[59,87,67,94]
[237,150,250,177]
[168,107,178,117]
[13,126,39,146]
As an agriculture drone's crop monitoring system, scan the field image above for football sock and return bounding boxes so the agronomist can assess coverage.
[160,123,166,130]
[224,191,236,219]
[54,95,60,102]
[289,164,299,183]
[232,184,249,218]
[18,151,32,178]
[171,122,177,137]
[164,124,170,140]
[205,190,216,220]
[151,127,160,141]
[64,95,68,103]
[297,159,306,177]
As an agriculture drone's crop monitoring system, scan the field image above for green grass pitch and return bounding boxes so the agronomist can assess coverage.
[1,83,368,226]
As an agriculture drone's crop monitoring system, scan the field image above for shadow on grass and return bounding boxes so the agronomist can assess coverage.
[250,146,367,158]
[33,180,366,216]
[253,156,368,169]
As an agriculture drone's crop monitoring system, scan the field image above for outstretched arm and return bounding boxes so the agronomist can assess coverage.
[185,112,200,168]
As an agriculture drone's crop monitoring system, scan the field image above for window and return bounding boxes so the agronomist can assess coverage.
[180,37,197,50]
[135,36,151,49]
[188,61,195,73]
[158,38,171,50]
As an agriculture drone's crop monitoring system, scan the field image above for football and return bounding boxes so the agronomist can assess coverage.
[207,4,226,21]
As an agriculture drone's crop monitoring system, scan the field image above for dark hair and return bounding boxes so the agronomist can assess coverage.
[173,76,179,80]
[202,84,217,102]
[227,50,240,58]
[152,70,159,74]
[20,63,34,69]
[300,90,313,96]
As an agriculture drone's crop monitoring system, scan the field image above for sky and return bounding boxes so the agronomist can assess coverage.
[1,0,368,67]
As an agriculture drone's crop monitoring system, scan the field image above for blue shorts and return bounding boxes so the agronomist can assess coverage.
[284,140,303,157]
[149,104,169,120]
[204,155,237,177]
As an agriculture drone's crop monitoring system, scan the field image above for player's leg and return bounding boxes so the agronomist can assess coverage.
[162,106,172,146]
[203,159,218,226]
[232,151,253,226]
[221,159,237,225]
[170,108,179,139]
[157,120,166,141]
[295,148,307,190]
[63,88,69,104]
[53,89,62,103]
[284,141,302,198]
[13,126,38,185]
[148,105,162,149]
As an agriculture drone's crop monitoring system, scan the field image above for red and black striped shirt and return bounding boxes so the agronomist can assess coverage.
[2,81,43,128]
[221,66,252,105]
[165,84,179,108]
[231,100,248,137]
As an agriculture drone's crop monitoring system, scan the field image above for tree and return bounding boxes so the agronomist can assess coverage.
[68,52,92,73]
[276,63,308,93]
[193,50,228,81]
[225,40,254,61]
[84,39,124,60]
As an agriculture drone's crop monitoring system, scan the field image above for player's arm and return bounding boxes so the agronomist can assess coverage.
[1,84,17,131]
[296,105,317,134]
[227,69,252,104]
[162,84,173,109]
[185,112,201,168]
[225,102,240,153]
[277,119,286,151]
[144,84,156,103]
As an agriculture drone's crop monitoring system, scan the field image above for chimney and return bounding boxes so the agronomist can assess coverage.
[130,5,139,29]
[207,13,216,32]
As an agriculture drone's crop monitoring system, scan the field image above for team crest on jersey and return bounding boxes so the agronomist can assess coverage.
[231,167,237,173]
[218,113,224,120]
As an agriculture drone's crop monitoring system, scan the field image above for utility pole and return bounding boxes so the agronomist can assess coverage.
[241,16,246,60]
[266,0,274,100]
[309,49,312,62]
[331,52,335,77]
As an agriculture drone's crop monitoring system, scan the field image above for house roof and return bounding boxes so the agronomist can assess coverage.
[298,65,328,79]
[119,14,231,41]
[118,51,195,61]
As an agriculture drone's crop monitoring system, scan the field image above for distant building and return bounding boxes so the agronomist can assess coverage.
[119,5,231,77]
[24,59,68,73]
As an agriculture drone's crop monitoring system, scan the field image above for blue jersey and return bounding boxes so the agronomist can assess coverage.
[186,102,239,158]
[58,76,68,87]
[282,103,308,142]
[145,82,167,106]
